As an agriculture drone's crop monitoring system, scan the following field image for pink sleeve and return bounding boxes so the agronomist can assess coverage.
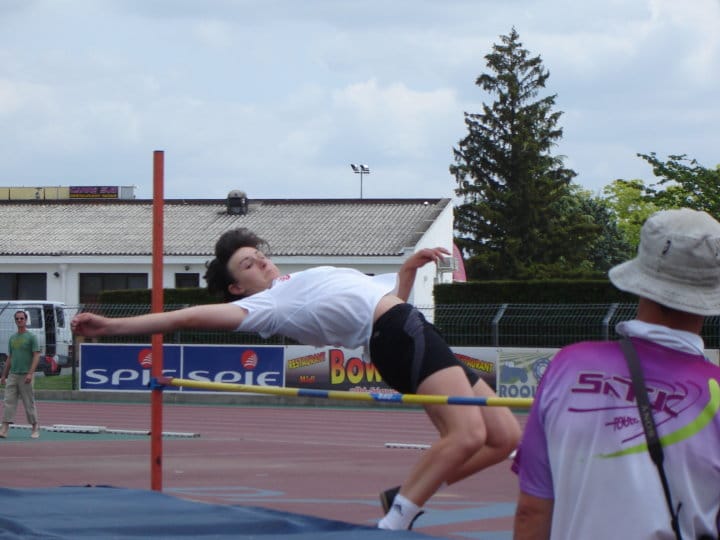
[512,357,559,499]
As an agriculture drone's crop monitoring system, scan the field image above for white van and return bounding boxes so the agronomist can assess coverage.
[0,301,73,376]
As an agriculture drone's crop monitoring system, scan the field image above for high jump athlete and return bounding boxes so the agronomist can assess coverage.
[71,228,521,530]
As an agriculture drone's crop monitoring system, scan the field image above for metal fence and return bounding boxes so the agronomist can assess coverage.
[68,302,720,350]
[432,303,640,347]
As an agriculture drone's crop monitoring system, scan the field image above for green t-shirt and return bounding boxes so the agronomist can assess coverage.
[8,331,40,374]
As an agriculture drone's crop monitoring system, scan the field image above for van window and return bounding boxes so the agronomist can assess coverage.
[55,306,66,328]
[23,307,44,329]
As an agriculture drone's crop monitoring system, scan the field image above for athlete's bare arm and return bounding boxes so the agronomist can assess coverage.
[71,303,248,337]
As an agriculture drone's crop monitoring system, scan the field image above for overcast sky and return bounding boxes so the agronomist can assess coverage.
[1,0,718,200]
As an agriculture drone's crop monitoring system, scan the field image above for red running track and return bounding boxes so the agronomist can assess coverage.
[0,400,525,539]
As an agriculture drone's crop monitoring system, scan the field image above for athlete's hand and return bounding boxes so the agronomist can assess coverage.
[402,247,452,272]
[394,247,452,301]
[71,313,112,337]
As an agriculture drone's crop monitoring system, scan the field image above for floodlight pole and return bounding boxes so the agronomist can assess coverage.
[350,164,371,199]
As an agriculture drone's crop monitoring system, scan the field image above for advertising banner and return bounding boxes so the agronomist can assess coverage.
[180,345,284,391]
[80,344,182,391]
[451,347,499,391]
[80,342,720,399]
[79,343,285,392]
[69,185,119,198]
[285,346,389,393]
[80,343,568,398]
[284,345,501,393]
[497,348,557,399]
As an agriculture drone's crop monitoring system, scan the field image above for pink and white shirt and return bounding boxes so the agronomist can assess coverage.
[513,321,720,539]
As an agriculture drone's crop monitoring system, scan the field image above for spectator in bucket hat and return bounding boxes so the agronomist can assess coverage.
[513,208,720,540]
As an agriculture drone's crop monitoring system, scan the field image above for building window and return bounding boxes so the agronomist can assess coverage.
[79,273,148,305]
[175,273,200,288]
[0,273,47,300]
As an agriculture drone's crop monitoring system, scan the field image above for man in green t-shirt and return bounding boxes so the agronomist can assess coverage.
[0,310,41,439]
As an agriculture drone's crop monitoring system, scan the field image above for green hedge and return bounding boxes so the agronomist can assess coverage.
[435,280,637,304]
[102,280,636,306]
[99,287,220,305]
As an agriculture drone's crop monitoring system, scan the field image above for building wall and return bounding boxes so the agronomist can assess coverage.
[407,201,455,307]
[0,254,441,308]
[0,200,453,308]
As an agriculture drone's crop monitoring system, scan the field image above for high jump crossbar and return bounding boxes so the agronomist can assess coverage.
[157,377,533,408]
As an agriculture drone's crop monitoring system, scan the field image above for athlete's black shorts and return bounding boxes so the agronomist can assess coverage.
[369,303,479,394]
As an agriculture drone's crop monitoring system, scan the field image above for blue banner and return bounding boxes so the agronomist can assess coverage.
[181,345,284,392]
[79,344,285,392]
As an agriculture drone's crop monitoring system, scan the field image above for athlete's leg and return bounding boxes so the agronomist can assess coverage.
[445,377,521,484]
[379,365,486,529]
[394,365,488,507]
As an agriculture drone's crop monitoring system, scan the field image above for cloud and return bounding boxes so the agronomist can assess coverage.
[332,79,458,158]
[0,0,717,200]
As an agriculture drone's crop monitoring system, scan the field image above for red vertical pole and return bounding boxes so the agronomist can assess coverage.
[151,150,164,491]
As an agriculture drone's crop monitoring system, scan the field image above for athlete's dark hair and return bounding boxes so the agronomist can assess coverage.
[204,228,270,301]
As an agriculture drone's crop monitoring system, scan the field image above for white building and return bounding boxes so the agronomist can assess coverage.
[0,192,457,308]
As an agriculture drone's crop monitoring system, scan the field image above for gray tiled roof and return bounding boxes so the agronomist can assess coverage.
[0,198,451,257]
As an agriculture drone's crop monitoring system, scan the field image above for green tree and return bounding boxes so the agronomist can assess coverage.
[603,154,720,247]
[602,178,659,247]
[571,186,634,273]
[450,28,595,279]
[639,152,720,216]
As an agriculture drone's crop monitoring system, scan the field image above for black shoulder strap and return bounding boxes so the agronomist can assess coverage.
[620,337,684,540]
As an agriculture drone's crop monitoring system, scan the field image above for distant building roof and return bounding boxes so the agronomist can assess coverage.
[0,198,451,257]
[0,185,136,200]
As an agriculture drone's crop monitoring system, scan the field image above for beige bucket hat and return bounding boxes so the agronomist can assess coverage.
[609,208,720,316]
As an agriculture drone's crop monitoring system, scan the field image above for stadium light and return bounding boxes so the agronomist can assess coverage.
[350,163,371,199]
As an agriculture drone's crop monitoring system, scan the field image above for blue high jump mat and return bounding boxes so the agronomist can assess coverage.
[0,486,436,539]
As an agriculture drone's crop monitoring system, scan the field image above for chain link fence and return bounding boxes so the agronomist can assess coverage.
[432,303,639,347]
[69,302,720,350]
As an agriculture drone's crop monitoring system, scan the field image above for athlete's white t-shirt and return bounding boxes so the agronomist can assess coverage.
[231,266,397,349]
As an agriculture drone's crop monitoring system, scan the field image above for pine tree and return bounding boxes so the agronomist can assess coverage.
[451,28,594,279]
